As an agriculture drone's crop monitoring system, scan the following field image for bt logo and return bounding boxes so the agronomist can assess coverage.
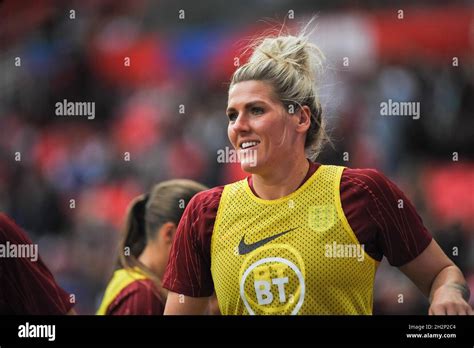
[240,257,305,315]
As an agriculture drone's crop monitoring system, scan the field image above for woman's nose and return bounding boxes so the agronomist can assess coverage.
[232,113,250,133]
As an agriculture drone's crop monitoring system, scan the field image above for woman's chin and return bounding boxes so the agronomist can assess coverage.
[240,160,259,174]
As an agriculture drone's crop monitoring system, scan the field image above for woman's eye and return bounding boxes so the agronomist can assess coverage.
[251,107,264,115]
[227,113,238,122]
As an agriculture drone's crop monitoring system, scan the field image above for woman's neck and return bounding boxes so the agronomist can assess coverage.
[252,157,310,200]
[138,244,164,280]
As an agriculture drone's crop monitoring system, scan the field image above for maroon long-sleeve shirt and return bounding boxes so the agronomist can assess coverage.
[163,162,432,297]
[0,213,74,314]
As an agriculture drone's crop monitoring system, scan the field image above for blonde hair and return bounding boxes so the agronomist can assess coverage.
[230,20,328,160]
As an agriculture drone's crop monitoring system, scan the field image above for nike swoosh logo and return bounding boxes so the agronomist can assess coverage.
[238,227,299,255]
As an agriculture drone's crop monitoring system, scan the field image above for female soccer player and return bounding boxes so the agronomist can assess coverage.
[162,26,473,315]
[97,179,207,315]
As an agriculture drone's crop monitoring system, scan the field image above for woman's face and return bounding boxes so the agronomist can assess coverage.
[227,80,301,175]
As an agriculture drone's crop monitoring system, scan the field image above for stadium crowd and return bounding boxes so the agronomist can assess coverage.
[0,1,472,314]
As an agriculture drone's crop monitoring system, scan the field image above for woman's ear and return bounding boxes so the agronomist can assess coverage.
[295,105,311,134]
[159,222,177,244]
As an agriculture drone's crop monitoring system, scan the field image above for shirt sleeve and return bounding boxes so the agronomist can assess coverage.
[340,168,433,267]
[162,187,223,297]
[106,280,164,315]
[0,213,74,315]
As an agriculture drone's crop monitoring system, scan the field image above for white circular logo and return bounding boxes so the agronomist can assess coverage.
[239,257,305,315]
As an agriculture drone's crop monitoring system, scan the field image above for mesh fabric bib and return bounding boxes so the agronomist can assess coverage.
[211,165,378,315]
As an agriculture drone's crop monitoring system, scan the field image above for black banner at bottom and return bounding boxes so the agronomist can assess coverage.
[0,315,472,346]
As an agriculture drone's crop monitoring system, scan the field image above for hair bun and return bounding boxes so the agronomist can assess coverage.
[249,33,324,82]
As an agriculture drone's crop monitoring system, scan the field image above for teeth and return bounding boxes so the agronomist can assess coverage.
[241,141,258,149]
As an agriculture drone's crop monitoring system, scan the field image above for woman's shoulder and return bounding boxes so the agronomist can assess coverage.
[313,162,397,196]
[186,186,226,213]
[341,166,387,178]
[338,166,411,216]
[122,278,159,296]
[178,186,225,241]
[107,278,164,315]
[340,166,399,195]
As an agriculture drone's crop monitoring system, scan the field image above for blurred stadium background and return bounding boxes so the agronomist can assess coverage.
[0,0,473,314]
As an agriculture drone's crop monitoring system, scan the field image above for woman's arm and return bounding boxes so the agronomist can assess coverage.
[164,292,210,315]
[398,239,472,315]
[162,188,223,314]
[428,265,472,315]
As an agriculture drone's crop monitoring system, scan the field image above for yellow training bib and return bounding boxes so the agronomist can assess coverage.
[96,268,147,315]
[211,165,378,315]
